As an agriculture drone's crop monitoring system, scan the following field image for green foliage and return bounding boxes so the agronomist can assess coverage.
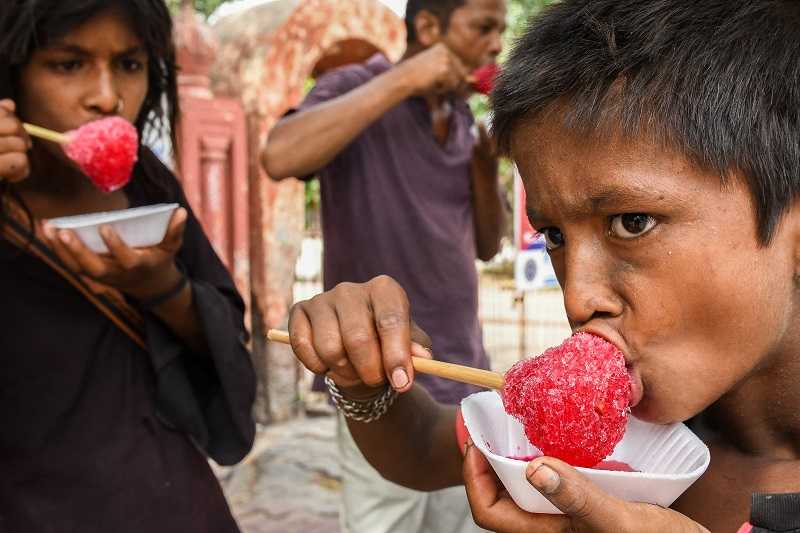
[506,0,555,41]
[165,0,229,18]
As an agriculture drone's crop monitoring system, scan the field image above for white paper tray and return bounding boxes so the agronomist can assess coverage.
[461,391,710,514]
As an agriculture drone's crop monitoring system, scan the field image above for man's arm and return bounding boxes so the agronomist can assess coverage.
[262,44,470,180]
[261,44,467,180]
[262,67,414,180]
[288,275,465,491]
[471,123,507,261]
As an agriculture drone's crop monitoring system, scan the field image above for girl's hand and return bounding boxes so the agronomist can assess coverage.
[43,208,188,300]
[0,100,31,183]
[463,440,709,533]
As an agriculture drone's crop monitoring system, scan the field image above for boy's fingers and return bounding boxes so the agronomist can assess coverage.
[367,275,413,392]
[411,342,433,360]
[410,321,432,352]
[302,295,361,386]
[525,457,624,530]
[289,303,362,386]
[333,283,386,388]
[0,100,15,114]
[463,439,502,508]
[288,303,330,375]
[463,444,565,533]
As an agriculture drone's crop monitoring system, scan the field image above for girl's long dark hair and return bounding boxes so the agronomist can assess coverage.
[0,0,180,229]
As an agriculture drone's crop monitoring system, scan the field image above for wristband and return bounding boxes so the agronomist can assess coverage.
[139,273,189,310]
[324,375,398,423]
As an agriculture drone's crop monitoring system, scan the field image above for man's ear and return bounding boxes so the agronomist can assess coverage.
[413,9,443,47]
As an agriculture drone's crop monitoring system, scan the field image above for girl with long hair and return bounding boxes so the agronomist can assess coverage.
[0,2,255,531]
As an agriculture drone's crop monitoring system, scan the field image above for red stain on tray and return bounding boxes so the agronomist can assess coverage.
[505,453,637,472]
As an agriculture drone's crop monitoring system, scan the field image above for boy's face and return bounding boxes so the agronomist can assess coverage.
[512,117,800,424]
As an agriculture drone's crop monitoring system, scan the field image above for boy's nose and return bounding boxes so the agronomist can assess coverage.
[560,247,623,328]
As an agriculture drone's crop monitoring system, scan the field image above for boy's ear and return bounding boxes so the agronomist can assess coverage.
[787,203,800,281]
[413,9,443,47]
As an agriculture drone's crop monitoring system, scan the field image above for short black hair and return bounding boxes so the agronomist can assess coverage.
[406,0,466,44]
[492,0,800,244]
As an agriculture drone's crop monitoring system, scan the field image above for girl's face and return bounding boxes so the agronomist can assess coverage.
[512,117,800,425]
[17,9,148,135]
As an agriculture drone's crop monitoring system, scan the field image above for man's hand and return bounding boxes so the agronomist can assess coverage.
[463,439,709,533]
[399,43,471,96]
[289,275,433,398]
[472,121,499,183]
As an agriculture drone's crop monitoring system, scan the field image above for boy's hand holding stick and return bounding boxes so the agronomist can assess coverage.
[267,328,505,390]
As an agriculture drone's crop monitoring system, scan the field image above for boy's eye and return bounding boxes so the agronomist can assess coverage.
[610,213,657,239]
[541,227,564,250]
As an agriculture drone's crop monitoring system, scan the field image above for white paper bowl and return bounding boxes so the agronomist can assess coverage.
[47,203,179,254]
[461,391,710,514]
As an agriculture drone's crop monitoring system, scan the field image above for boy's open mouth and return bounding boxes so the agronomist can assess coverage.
[626,364,644,409]
[574,326,643,409]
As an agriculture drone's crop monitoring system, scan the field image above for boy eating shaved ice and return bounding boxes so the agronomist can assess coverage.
[286,1,800,530]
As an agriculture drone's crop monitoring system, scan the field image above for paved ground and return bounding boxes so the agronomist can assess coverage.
[216,414,342,533]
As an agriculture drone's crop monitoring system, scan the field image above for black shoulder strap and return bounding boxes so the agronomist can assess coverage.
[2,215,147,351]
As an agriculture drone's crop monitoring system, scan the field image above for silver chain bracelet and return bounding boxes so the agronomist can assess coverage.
[324,375,399,423]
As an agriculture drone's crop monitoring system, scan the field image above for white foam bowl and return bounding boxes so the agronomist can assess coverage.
[461,391,710,514]
[47,203,179,254]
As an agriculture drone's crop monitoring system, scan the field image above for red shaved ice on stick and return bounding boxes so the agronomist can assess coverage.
[502,332,631,468]
[471,63,500,95]
[64,117,138,193]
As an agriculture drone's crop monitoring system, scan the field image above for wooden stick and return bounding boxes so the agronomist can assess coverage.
[267,329,505,390]
[23,123,68,144]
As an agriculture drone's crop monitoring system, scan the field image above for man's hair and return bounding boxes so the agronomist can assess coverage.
[405,0,466,44]
[492,0,800,244]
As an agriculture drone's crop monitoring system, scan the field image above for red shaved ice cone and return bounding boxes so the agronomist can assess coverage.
[64,117,138,193]
[471,63,500,95]
[502,332,631,467]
